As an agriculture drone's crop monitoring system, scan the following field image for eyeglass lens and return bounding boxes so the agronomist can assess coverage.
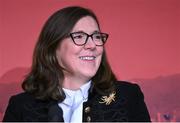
[70,32,108,46]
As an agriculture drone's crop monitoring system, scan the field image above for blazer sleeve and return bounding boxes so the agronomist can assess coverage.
[3,95,22,121]
[131,84,151,121]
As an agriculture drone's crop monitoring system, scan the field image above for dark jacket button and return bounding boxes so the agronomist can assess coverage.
[84,107,91,113]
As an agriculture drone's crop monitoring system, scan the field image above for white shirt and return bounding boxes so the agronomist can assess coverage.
[58,81,91,123]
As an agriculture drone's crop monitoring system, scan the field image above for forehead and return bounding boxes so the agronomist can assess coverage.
[71,16,99,33]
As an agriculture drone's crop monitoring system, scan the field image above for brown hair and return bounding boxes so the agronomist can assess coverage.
[22,6,117,101]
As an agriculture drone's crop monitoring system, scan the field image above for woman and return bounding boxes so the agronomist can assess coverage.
[3,6,151,122]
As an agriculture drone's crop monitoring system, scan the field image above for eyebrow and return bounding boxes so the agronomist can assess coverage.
[93,30,101,33]
[71,30,101,34]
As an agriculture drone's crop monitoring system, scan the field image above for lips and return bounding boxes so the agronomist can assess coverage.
[79,56,96,60]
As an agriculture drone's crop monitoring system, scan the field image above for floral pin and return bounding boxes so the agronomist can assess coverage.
[99,91,116,105]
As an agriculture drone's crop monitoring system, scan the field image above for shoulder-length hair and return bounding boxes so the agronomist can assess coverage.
[22,6,117,101]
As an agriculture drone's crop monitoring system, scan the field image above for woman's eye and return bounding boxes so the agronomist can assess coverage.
[94,34,102,40]
[95,35,101,39]
[74,35,83,39]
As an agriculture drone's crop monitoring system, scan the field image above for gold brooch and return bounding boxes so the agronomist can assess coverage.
[99,91,116,105]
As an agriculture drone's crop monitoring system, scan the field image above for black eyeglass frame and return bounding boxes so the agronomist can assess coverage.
[69,31,109,46]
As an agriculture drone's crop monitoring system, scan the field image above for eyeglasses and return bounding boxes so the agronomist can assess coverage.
[69,31,109,46]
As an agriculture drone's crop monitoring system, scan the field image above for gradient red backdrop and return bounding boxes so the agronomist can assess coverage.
[0,0,180,121]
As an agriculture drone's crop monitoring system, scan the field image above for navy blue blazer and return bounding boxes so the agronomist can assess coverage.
[3,81,151,122]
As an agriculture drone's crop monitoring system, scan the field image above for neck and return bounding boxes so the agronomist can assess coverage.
[63,76,90,90]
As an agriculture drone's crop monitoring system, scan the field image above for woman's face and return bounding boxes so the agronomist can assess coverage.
[56,16,103,81]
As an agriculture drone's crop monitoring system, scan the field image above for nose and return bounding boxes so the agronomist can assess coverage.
[84,36,96,50]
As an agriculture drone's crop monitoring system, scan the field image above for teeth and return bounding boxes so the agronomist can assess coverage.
[79,56,96,60]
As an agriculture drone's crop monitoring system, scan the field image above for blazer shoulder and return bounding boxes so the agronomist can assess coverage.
[10,92,36,103]
[114,81,144,99]
[115,81,141,90]
[3,92,54,121]
[3,92,35,121]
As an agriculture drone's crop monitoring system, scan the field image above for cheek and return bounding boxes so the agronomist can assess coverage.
[96,48,104,66]
[56,42,81,66]
[97,47,104,56]
[56,41,71,66]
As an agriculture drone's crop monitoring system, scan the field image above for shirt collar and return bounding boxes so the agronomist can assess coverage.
[79,80,91,99]
[62,80,91,107]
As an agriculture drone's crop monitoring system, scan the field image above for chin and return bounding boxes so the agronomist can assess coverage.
[83,71,97,79]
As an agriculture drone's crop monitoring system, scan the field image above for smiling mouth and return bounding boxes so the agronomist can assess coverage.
[79,56,96,60]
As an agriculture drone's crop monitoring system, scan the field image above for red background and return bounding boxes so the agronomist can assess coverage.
[0,0,180,121]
